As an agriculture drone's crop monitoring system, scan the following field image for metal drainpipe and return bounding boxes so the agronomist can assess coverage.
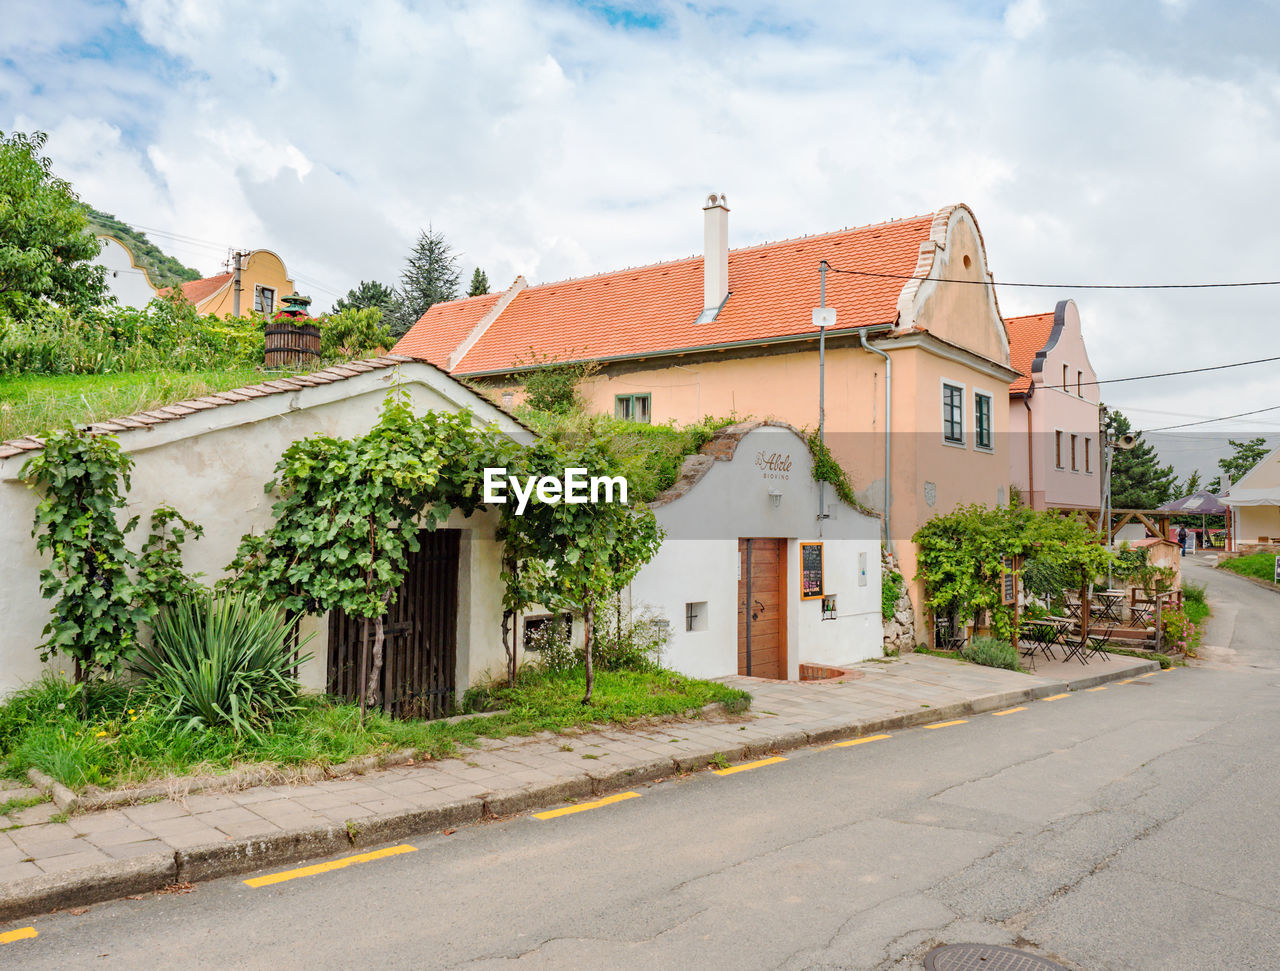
[817,263,827,537]
[862,336,892,549]
[1023,395,1035,508]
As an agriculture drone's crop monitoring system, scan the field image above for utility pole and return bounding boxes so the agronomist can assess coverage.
[230,250,249,316]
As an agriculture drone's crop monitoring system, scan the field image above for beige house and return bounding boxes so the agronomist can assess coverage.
[1223,444,1280,552]
[395,196,1020,640]
[0,358,526,704]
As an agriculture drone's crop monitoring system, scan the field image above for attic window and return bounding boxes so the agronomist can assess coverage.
[963,255,972,269]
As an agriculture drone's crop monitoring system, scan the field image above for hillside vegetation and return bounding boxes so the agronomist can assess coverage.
[85,205,203,288]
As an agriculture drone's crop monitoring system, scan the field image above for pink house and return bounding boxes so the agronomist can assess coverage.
[1006,300,1102,511]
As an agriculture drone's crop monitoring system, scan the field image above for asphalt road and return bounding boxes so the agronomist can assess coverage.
[8,556,1280,970]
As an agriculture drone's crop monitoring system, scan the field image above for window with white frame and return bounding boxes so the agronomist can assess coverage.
[942,383,964,444]
[1070,434,1079,471]
[974,392,993,451]
[1085,437,1093,473]
[254,285,276,315]
[1055,430,1064,468]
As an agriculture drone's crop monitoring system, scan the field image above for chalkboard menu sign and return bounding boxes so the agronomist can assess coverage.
[801,542,824,600]
[1000,556,1017,606]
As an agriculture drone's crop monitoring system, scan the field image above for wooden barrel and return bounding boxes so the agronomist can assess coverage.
[264,322,321,368]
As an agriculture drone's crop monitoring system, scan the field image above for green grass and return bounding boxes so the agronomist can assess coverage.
[0,669,751,792]
[0,794,48,816]
[0,369,290,442]
[1218,552,1280,585]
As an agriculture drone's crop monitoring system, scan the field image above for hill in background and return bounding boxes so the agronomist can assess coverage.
[84,205,204,289]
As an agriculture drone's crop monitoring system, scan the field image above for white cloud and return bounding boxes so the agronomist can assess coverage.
[4,0,1280,453]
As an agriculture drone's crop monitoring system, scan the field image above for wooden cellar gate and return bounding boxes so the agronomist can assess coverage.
[327,529,460,719]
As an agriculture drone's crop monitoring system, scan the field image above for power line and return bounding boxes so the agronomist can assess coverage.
[1041,354,1280,391]
[822,262,1280,290]
[1145,405,1280,432]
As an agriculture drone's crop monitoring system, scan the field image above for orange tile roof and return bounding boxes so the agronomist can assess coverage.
[181,272,233,306]
[395,214,937,374]
[393,291,503,368]
[1005,311,1056,395]
[158,272,233,306]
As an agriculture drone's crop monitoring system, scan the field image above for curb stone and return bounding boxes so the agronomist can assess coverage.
[0,851,176,923]
[26,768,80,814]
[2,665,1162,922]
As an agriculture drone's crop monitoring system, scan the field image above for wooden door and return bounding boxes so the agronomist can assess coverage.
[327,528,460,719]
[737,538,787,679]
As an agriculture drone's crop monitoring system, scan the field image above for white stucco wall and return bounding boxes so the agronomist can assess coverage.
[627,424,883,679]
[93,236,159,309]
[0,363,525,698]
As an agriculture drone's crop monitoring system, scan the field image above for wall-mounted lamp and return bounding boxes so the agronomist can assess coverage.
[768,489,783,508]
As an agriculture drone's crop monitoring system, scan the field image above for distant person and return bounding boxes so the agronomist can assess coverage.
[1178,525,1188,556]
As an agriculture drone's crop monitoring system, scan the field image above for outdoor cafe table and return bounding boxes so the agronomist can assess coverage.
[1094,590,1126,624]
[1021,616,1073,661]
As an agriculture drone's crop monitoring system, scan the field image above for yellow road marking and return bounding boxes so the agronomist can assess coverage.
[244,844,416,888]
[830,733,892,748]
[925,719,968,730]
[1115,678,1137,684]
[1043,693,1071,701]
[534,791,639,820]
[992,706,1026,716]
[713,756,787,776]
[1140,672,1159,678]
[1086,686,1108,692]
[0,927,37,944]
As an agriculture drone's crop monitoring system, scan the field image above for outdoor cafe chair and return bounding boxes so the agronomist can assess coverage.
[1084,624,1115,661]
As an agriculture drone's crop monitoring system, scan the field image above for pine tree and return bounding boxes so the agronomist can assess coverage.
[1180,469,1202,497]
[334,280,396,314]
[1218,437,1269,485]
[1105,410,1177,509]
[468,267,490,297]
[388,226,461,337]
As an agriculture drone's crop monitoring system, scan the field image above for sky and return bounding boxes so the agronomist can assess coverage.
[3,0,1279,482]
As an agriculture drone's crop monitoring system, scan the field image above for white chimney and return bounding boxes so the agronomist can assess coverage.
[698,192,729,322]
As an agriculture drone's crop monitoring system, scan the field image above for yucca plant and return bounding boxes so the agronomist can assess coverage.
[133,591,313,739]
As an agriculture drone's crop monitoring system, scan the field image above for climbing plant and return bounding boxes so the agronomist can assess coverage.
[225,393,513,711]
[21,430,203,688]
[22,428,146,682]
[914,504,1114,641]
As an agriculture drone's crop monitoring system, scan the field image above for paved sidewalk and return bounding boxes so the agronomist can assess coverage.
[0,652,1156,921]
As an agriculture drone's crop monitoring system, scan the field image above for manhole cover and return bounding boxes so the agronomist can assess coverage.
[923,943,1068,971]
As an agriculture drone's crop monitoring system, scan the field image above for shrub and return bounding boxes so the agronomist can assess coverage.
[132,591,311,739]
[961,635,1022,672]
[591,602,668,673]
[320,306,392,359]
[882,568,904,621]
[1182,582,1207,606]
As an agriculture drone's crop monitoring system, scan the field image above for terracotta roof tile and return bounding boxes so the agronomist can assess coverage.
[1005,312,1056,394]
[395,215,937,374]
[394,292,504,368]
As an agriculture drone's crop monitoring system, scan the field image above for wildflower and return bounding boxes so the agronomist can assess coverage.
[128,709,135,715]
[96,731,107,738]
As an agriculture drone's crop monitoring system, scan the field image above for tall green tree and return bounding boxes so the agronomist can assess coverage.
[1219,437,1269,485]
[388,226,462,337]
[334,279,396,314]
[468,267,490,297]
[0,130,106,319]
[1180,469,1203,497]
[1105,410,1177,509]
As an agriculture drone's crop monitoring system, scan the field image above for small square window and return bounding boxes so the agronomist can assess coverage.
[685,601,708,632]
[254,285,276,315]
[614,393,651,423]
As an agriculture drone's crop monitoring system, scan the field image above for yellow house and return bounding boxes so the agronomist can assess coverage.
[163,249,295,317]
[394,197,1019,642]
